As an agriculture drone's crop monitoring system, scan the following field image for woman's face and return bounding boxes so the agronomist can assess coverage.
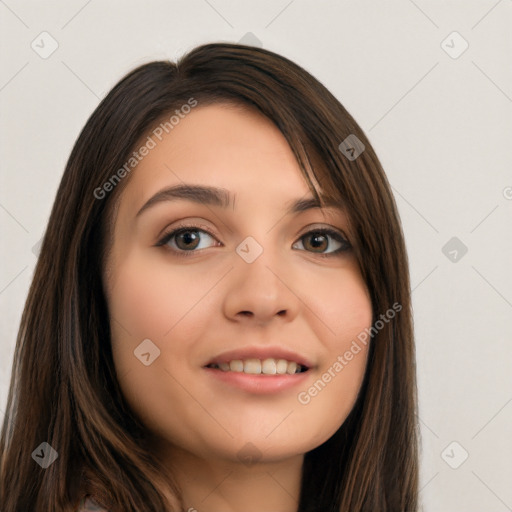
[104,103,373,465]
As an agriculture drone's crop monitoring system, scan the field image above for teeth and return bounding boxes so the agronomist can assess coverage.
[286,361,298,375]
[213,358,305,375]
[261,358,277,374]
[229,360,244,372]
[276,359,288,374]
[243,358,261,374]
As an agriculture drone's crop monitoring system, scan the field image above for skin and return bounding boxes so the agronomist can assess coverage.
[103,103,373,512]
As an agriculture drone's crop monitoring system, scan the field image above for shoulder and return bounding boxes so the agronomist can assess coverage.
[76,496,109,511]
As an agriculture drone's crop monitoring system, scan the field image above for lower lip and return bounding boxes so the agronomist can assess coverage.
[203,367,311,394]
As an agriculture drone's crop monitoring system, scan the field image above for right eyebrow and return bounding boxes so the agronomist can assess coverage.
[136,184,232,218]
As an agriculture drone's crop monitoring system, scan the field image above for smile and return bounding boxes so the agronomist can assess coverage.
[206,358,309,375]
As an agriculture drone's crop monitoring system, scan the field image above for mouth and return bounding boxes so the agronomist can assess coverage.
[203,347,313,394]
[206,358,309,375]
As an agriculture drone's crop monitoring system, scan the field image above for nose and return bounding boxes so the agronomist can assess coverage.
[222,247,300,326]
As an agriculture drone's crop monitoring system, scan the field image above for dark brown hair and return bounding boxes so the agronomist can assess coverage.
[0,42,419,511]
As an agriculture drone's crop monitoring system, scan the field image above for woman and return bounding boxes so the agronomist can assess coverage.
[0,42,419,511]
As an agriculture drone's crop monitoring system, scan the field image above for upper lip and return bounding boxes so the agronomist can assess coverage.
[204,345,313,369]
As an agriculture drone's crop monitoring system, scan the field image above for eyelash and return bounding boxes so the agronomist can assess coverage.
[155,224,352,259]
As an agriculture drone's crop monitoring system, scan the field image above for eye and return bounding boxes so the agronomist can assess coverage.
[292,228,351,257]
[156,225,220,257]
[156,224,351,258]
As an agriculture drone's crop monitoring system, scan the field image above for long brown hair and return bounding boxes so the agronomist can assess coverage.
[0,42,419,511]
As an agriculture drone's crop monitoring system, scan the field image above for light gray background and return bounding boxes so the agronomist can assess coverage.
[1,1,511,510]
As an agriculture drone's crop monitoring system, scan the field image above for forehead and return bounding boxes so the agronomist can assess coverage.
[120,103,323,211]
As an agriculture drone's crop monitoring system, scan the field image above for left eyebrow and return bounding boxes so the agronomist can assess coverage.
[135,183,342,218]
[289,196,342,213]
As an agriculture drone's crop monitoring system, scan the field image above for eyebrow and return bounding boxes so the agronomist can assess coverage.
[135,183,341,218]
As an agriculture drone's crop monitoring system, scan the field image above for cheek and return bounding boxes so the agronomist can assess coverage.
[104,252,201,438]
[314,263,373,333]
[106,251,205,344]
[104,251,222,417]
[305,261,373,355]
[105,251,182,385]
[296,265,373,439]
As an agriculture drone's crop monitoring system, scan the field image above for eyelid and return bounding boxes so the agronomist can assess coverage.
[297,223,349,240]
[155,221,220,247]
[156,221,349,245]
[293,226,352,254]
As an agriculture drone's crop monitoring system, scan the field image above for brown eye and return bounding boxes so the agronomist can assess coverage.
[157,227,218,256]
[303,232,329,252]
[174,229,201,250]
[293,228,351,256]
